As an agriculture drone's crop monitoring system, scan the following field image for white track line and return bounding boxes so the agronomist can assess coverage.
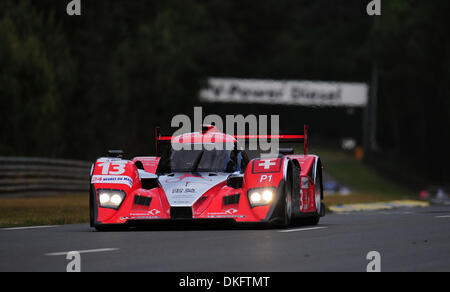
[278,227,328,233]
[1,225,59,231]
[435,215,450,218]
[45,248,119,256]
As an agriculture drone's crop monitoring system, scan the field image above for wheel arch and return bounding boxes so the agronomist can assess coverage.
[314,157,324,200]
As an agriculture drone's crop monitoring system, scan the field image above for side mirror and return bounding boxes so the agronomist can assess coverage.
[108,150,124,158]
[227,175,243,189]
[138,170,159,190]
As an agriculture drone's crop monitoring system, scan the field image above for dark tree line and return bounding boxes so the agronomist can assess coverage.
[0,0,448,185]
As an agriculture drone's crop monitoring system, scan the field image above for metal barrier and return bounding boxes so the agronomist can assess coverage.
[0,157,91,195]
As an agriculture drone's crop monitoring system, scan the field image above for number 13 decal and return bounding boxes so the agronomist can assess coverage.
[98,161,126,175]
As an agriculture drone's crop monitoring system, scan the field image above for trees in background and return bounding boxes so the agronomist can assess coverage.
[372,0,450,184]
[0,0,74,157]
[0,0,448,185]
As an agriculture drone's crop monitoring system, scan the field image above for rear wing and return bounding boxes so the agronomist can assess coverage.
[155,125,309,155]
[232,125,309,155]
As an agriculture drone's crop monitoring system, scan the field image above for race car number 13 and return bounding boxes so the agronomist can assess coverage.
[98,162,126,175]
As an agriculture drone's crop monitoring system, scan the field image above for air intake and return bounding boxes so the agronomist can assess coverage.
[223,194,240,206]
[134,195,152,207]
[170,207,193,219]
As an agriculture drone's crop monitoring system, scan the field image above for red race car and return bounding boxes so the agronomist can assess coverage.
[89,125,325,231]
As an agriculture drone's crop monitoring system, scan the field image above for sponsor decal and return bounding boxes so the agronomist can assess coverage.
[206,214,246,219]
[207,209,245,218]
[252,159,281,174]
[91,175,133,188]
[172,188,197,194]
[130,216,161,220]
[125,209,163,220]
[225,209,238,215]
[149,209,161,216]
[160,173,229,207]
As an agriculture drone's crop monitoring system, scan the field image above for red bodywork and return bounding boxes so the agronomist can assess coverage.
[90,126,323,227]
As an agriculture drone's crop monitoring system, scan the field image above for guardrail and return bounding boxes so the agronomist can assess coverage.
[0,157,92,195]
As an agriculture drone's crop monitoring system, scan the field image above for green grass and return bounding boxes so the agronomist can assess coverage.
[311,146,414,196]
[307,146,416,207]
[0,194,89,228]
[323,192,414,209]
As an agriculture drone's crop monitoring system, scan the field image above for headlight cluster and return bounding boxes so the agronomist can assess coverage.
[248,188,275,207]
[98,190,126,210]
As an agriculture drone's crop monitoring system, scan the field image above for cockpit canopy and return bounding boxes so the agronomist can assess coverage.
[157,142,248,174]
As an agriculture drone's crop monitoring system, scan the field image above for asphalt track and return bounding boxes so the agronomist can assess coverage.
[0,205,449,272]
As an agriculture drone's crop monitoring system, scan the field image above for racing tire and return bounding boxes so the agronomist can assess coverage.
[302,211,321,226]
[94,225,109,232]
[89,185,95,228]
[280,187,292,227]
[268,162,294,228]
[279,164,294,227]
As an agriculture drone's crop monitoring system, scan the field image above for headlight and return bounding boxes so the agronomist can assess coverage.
[248,188,275,207]
[262,190,273,202]
[97,189,126,210]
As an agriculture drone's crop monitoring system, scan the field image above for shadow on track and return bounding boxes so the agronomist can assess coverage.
[91,218,319,232]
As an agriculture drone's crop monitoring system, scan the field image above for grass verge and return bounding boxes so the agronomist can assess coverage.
[309,146,417,207]
[0,194,89,228]
[323,192,414,209]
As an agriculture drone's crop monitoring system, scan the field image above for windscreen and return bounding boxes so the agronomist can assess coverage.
[170,149,234,173]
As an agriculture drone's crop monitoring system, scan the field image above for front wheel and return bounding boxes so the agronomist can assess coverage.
[280,185,292,227]
[279,166,294,227]
[89,186,96,227]
[269,166,294,228]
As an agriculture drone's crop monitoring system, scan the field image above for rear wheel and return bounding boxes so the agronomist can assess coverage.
[302,211,320,226]
[314,171,322,217]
